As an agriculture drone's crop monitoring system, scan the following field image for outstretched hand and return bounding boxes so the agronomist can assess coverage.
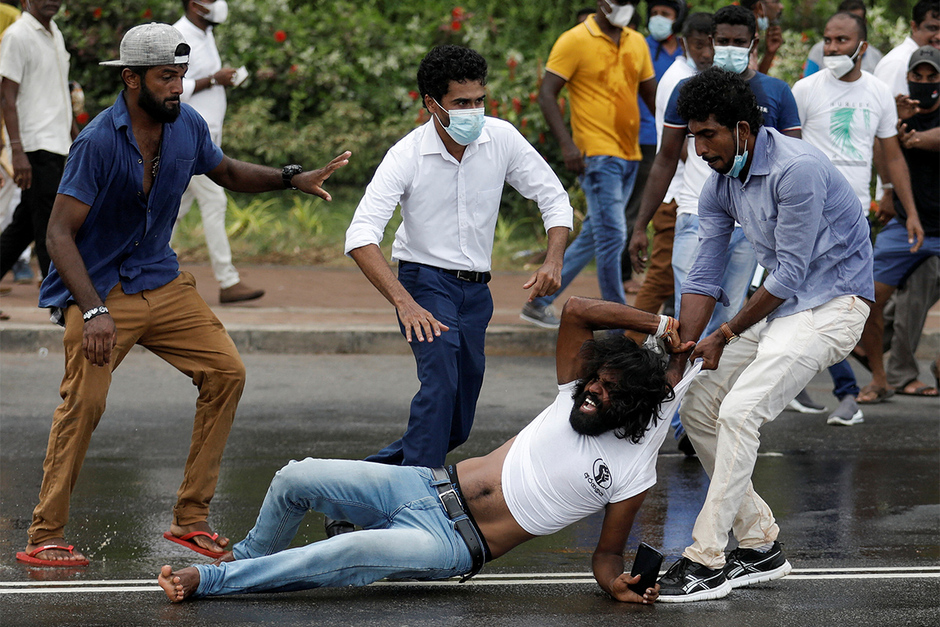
[293,151,352,201]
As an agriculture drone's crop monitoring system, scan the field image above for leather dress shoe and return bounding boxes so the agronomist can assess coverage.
[324,516,356,538]
[219,282,265,304]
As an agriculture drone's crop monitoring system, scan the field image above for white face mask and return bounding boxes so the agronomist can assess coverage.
[194,0,228,25]
[823,42,864,79]
[603,0,635,28]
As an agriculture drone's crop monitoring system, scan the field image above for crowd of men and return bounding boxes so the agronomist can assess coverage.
[2,0,936,610]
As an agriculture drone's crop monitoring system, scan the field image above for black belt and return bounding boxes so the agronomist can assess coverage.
[430,465,490,582]
[402,261,491,284]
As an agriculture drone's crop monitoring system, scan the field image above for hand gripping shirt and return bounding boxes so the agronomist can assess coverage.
[39,94,224,312]
[501,362,700,536]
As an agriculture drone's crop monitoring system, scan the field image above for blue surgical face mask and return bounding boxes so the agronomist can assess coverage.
[756,16,769,31]
[723,123,748,179]
[712,42,752,74]
[648,15,674,41]
[433,98,485,146]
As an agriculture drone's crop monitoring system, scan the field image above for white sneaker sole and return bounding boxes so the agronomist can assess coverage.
[727,560,793,589]
[658,579,732,602]
[827,411,864,426]
[519,312,559,330]
[787,399,827,414]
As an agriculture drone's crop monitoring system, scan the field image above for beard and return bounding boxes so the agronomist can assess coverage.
[569,384,622,437]
[138,80,180,123]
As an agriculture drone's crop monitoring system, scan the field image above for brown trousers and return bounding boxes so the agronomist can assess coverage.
[634,200,678,314]
[28,272,245,545]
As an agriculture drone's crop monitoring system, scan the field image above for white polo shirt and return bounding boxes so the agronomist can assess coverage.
[345,117,572,272]
[0,12,71,156]
[174,16,226,145]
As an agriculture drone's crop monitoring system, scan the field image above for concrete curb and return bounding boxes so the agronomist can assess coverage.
[1,324,560,357]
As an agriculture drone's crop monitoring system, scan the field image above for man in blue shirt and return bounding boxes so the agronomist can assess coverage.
[16,23,350,568]
[655,68,873,602]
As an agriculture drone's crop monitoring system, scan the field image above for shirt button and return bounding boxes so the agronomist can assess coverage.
[138,159,142,164]
[135,241,139,246]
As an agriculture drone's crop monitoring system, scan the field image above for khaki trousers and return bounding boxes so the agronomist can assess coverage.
[681,295,869,568]
[28,272,245,544]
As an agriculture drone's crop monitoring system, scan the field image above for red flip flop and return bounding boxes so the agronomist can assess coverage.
[163,531,227,559]
[16,544,89,567]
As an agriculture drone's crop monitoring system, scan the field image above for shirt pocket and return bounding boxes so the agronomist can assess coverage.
[168,158,196,194]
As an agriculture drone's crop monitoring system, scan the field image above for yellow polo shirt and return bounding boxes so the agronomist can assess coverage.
[545,15,654,160]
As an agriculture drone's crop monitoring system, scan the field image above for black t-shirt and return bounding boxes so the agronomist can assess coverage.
[894,106,939,237]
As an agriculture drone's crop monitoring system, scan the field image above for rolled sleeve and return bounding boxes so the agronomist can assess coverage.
[760,158,827,301]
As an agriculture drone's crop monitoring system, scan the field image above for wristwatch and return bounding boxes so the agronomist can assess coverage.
[208,74,217,87]
[83,306,109,322]
[719,322,739,344]
[282,164,303,189]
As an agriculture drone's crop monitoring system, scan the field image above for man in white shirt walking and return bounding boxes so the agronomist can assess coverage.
[0,0,76,281]
[340,45,572,535]
[792,10,918,424]
[174,0,263,303]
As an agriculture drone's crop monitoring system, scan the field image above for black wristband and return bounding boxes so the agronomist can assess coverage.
[282,164,303,189]
[82,306,109,322]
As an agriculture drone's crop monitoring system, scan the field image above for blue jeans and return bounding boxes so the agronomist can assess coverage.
[534,156,638,307]
[367,262,493,467]
[194,459,475,597]
[670,214,758,439]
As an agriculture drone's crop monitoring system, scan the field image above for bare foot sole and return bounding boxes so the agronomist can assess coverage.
[158,565,200,603]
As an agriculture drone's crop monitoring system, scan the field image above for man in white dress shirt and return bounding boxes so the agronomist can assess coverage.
[174,0,263,303]
[873,0,939,99]
[340,46,571,535]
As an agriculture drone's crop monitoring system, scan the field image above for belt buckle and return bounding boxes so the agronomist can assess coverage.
[454,270,473,282]
[437,487,463,518]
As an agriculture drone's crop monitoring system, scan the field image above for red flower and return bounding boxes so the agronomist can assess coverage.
[529,92,537,103]
[512,97,522,114]
[520,118,528,129]
[289,64,299,74]
[92,7,102,19]
[451,20,462,31]
[538,132,546,144]
[452,7,465,20]
[76,112,90,125]
[274,30,287,43]
[490,101,499,116]
[801,32,809,43]
[507,58,518,69]
[409,90,419,101]
[142,8,152,18]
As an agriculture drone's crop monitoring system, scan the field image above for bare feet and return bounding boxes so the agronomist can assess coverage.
[158,565,200,603]
[168,521,229,554]
[212,551,237,566]
[22,539,87,564]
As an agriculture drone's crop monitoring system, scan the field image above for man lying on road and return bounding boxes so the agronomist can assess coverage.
[159,296,699,603]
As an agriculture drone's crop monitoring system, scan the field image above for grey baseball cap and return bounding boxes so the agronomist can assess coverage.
[908,45,940,73]
[100,23,190,67]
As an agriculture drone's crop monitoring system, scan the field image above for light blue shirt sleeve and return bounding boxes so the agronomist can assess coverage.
[682,179,733,306]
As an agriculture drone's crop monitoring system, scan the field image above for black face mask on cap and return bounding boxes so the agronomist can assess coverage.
[908,81,940,110]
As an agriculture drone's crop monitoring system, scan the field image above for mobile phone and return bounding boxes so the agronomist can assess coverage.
[627,542,664,595]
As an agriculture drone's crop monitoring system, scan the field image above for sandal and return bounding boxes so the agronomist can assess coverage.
[856,385,890,404]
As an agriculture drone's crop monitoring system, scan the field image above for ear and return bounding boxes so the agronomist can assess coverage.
[858,41,869,57]
[121,68,141,91]
[738,120,752,142]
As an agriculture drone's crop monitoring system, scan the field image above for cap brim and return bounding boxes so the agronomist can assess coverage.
[99,60,125,66]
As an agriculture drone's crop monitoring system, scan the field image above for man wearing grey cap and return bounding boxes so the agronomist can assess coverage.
[16,22,350,567]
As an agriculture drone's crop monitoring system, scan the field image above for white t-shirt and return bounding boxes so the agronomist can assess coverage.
[174,16,227,146]
[0,12,71,156]
[501,362,700,536]
[874,37,918,98]
[656,57,693,205]
[793,69,897,207]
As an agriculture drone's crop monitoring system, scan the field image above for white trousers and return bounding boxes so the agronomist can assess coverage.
[177,174,239,289]
[681,295,870,568]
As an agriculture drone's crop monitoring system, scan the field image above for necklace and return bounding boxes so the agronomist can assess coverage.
[148,155,160,179]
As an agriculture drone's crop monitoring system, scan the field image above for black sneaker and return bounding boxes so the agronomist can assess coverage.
[657,557,732,602]
[722,541,792,588]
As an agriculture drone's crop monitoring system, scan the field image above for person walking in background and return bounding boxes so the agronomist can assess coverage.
[791,10,918,424]
[174,0,264,304]
[520,0,654,329]
[741,0,784,73]
[0,0,76,282]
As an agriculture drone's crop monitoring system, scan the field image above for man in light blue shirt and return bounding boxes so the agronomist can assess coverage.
[655,68,873,603]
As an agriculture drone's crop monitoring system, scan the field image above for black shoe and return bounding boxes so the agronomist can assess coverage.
[657,557,732,602]
[324,516,355,538]
[677,434,696,457]
[722,541,792,589]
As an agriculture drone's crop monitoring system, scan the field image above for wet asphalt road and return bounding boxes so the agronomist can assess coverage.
[0,350,938,626]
